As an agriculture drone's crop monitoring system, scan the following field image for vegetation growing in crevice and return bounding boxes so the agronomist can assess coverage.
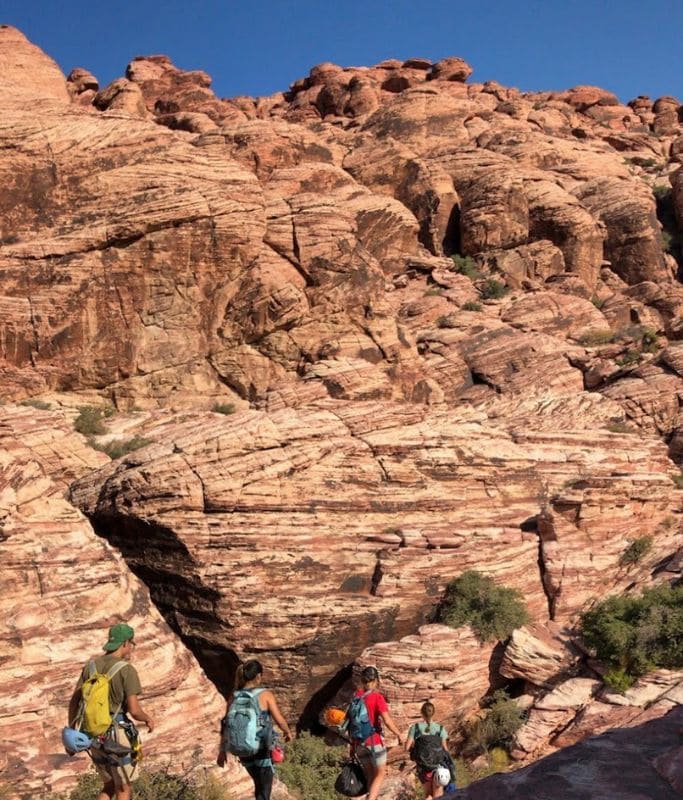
[90,435,152,459]
[276,732,346,800]
[46,765,234,800]
[437,570,529,642]
[461,690,526,756]
[654,186,682,273]
[74,404,114,436]
[212,402,236,415]
[619,535,653,566]
[580,582,683,691]
[451,254,480,279]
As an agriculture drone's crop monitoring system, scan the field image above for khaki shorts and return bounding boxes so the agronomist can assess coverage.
[91,724,137,789]
[356,742,388,768]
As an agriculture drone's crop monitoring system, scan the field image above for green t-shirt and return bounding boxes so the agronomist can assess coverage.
[408,721,448,741]
[78,654,142,715]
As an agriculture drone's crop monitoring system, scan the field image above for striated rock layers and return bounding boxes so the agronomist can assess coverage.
[447,704,683,798]
[0,407,250,797]
[1,25,683,799]
[69,401,681,724]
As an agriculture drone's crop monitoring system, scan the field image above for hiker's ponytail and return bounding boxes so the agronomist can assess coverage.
[235,659,263,690]
[421,701,436,732]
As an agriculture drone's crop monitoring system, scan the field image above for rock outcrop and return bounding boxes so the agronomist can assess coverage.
[1,27,682,800]
[447,705,683,798]
[0,407,250,797]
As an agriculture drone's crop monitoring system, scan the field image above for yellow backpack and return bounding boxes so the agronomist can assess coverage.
[79,660,127,736]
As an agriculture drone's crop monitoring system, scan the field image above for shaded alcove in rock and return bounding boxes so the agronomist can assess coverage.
[298,663,354,734]
[84,513,240,697]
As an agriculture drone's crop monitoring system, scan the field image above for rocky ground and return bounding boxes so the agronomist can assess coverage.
[0,23,682,800]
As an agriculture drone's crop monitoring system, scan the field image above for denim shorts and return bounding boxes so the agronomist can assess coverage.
[356,742,388,768]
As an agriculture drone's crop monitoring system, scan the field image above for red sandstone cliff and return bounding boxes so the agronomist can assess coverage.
[0,24,682,799]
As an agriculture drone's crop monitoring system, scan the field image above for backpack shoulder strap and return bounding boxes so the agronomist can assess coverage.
[87,660,97,679]
[106,661,128,681]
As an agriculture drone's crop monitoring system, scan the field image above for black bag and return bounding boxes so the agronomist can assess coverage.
[410,727,448,771]
[334,760,367,797]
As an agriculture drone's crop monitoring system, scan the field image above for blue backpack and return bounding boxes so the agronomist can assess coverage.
[225,688,272,758]
[345,691,375,742]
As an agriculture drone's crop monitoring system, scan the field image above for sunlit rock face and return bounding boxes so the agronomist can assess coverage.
[1,26,683,800]
[0,407,250,798]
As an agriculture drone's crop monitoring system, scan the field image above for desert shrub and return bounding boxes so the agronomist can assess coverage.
[436,315,456,328]
[625,156,657,168]
[462,692,525,756]
[91,435,152,459]
[212,403,236,415]
[615,349,641,367]
[605,421,636,434]
[480,279,508,300]
[454,746,510,787]
[424,286,444,296]
[662,231,674,252]
[451,254,480,279]
[620,536,653,566]
[462,301,482,312]
[579,329,614,346]
[277,732,347,800]
[641,327,659,353]
[673,472,683,489]
[653,185,671,199]
[590,296,606,309]
[74,405,113,436]
[437,570,529,642]
[580,583,683,690]
[604,667,634,693]
[19,398,52,410]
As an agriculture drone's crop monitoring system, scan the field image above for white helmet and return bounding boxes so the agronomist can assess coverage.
[434,765,451,787]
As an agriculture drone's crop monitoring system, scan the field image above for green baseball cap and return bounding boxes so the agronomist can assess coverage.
[103,623,135,652]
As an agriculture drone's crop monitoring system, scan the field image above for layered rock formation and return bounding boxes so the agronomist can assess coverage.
[0,407,250,797]
[68,401,680,728]
[0,24,682,800]
[447,705,683,798]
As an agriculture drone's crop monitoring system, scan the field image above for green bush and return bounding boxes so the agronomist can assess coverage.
[437,570,529,642]
[91,435,152,459]
[451,254,480,279]
[424,286,444,296]
[604,667,634,693]
[653,185,671,199]
[52,766,233,800]
[580,583,683,690]
[19,398,52,410]
[480,279,508,300]
[462,691,525,756]
[673,472,683,489]
[625,156,657,168]
[454,746,510,786]
[620,536,653,566]
[212,403,236,415]
[276,732,347,800]
[462,301,483,312]
[605,421,636,434]
[74,405,113,436]
[615,349,641,367]
[641,328,659,353]
[590,296,606,309]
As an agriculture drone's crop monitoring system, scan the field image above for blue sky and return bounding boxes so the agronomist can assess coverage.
[3,0,682,103]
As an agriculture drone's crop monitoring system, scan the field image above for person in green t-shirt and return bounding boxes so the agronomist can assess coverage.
[405,702,449,799]
[67,623,154,800]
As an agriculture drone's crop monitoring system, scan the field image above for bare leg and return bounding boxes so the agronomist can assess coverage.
[96,782,115,800]
[366,763,387,800]
[115,783,132,800]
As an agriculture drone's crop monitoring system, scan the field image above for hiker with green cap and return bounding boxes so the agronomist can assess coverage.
[67,623,154,800]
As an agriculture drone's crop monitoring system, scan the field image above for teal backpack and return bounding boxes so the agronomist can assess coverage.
[344,691,375,742]
[225,688,272,758]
